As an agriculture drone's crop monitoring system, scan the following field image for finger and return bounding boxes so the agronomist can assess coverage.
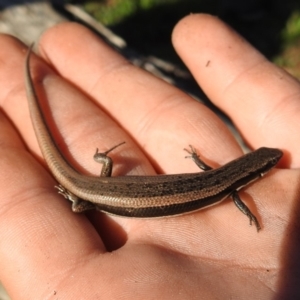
[0,36,125,297]
[172,14,300,167]
[37,22,244,175]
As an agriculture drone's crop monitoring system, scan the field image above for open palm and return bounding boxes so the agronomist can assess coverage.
[0,14,299,299]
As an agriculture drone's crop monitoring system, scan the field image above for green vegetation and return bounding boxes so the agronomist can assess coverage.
[84,0,180,25]
[274,10,300,79]
[281,10,300,45]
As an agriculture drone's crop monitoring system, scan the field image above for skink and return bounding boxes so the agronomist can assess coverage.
[24,45,283,231]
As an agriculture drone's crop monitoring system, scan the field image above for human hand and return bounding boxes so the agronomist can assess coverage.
[0,14,299,299]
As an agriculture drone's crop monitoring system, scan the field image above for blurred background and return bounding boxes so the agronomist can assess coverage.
[74,0,300,79]
[0,0,296,77]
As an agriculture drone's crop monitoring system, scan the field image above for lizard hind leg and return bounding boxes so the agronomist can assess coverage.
[55,185,96,212]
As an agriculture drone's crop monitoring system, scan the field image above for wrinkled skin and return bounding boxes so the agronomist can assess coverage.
[0,14,299,300]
